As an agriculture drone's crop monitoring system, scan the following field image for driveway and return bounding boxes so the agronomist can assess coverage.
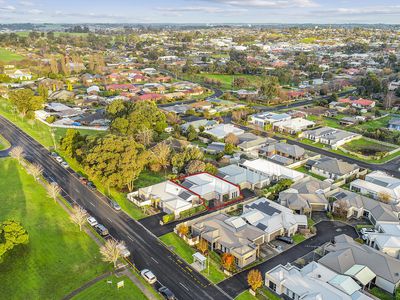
[218,221,358,298]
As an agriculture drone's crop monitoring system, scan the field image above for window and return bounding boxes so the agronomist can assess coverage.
[269,281,276,291]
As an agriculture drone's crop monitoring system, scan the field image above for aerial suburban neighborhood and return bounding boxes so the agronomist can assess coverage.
[1,1,400,300]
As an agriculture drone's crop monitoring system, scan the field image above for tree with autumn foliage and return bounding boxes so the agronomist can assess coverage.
[177,224,189,237]
[196,238,208,254]
[247,269,263,292]
[221,253,235,272]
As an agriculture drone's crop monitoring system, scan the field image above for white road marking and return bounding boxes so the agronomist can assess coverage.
[106,217,113,223]
[179,282,189,291]
[89,202,95,207]
[127,235,134,241]
[151,256,159,264]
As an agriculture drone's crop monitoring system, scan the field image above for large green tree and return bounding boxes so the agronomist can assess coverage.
[0,220,29,262]
[9,89,44,117]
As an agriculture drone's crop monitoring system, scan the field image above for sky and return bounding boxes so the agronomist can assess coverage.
[1,0,400,24]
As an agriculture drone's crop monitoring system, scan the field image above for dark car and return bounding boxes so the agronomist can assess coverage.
[95,224,109,236]
[158,286,175,300]
[87,181,96,190]
[108,199,121,211]
[276,236,294,244]
[79,176,89,185]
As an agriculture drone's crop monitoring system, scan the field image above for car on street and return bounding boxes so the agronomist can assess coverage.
[158,286,176,300]
[95,224,109,236]
[276,236,294,244]
[87,216,98,227]
[79,176,89,185]
[61,161,69,168]
[55,156,63,163]
[108,199,121,211]
[117,243,131,258]
[141,269,157,284]
[51,152,58,157]
[87,181,96,190]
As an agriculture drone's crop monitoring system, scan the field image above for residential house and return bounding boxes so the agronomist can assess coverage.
[204,124,244,139]
[4,68,32,80]
[217,164,270,190]
[279,177,332,213]
[129,180,201,217]
[249,112,291,128]
[350,171,400,204]
[272,118,315,134]
[319,234,400,294]
[241,158,305,182]
[301,127,361,149]
[339,98,376,110]
[236,133,268,153]
[265,261,374,300]
[241,198,307,242]
[191,213,265,268]
[181,119,217,132]
[205,142,225,154]
[366,224,400,259]
[259,142,306,162]
[310,157,360,181]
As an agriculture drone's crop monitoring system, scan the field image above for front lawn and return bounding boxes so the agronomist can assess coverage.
[0,47,24,62]
[342,137,397,156]
[0,158,110,299]
[72,275,147,300]
[294,166,326,181]
[235,288,281,300]
[292,234,306,244]
[370,287,400,300]
[159,232,227,283]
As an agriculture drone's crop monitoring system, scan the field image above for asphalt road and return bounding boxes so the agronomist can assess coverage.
[0,115,231,300]
[218,221,358,298]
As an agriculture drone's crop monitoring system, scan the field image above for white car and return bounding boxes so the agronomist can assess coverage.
[141,269,157,284]
[55,156,63,163]
[61,161,69,169]
[117,243,131,258]
[360,228,376,235]
[87,216,98,227]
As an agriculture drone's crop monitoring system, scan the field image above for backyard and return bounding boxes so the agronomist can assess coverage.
[0,47,24,62]
[0,158,110,299]
[72,275,147,300]
[159,232,227,284]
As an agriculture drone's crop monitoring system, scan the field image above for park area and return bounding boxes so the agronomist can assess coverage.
[0,158,111,299]
[0,47,24,62]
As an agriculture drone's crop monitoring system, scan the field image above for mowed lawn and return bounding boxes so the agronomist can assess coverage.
[0,158,110,299]
[199,73,260,90]
[72,275,147,300]
[0,48,24,62]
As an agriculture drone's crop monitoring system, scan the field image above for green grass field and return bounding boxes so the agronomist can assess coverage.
[294,166,326,181]
[0,134,10,150]
[342,137,396,156]
[0,158,110,299]
[307,115,341,129]
[199,73,261,90]
[159,233,226,283]
[0,48,24,62]
[351,116,392,131]
[72,275,147,300]
[235,288,281,300]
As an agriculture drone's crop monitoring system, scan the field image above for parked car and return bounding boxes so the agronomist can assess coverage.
[61,161,69,169]
[55,156,63,163]
[141,269,157,284]
[360,227,376,235]
[108,199,121,211]
[79,176,89,185]
[95,224,109,236]
[158,286,175,300]
[117,243,131,258]
[51,152,58,157]
[87,181,96,190]
[87,216,98,227]
[276,236,294,244]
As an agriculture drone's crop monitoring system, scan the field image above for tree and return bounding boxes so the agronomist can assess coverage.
[9,89,44,117]
[225,133,239,146]
[204,163,218,175]
[186,125,198,141]
[37,85,48,101]
[378,191,391,203]
[9,146,24,164]
[259,76,280,104]
[100,239,122,268]
[0,220,29,261]
[151,142,171,173]
[186,160,206,174]
[247,269,263,292]
[196,238,208,254]
[136,128,153,147]
[60,129,83,158]
[177,224,189,237]
[333,200,348,219]
[70,205,87,231]
[47,182,61,202]
[27,163,43,181]
[221,253,235,271]
[224,143,235,155]
[127,101,167,135]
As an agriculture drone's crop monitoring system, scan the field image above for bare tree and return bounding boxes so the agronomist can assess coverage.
[100,239,122,268]
[135,128,153,146]
[9,146,24,164]
[70,205,87,231]
[47,182,61,202]
[27,163,43,181]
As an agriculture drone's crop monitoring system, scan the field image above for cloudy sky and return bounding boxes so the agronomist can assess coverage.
[1,0,400,24]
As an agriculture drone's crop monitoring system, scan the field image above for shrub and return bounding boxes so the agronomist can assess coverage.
[46,115,56,123]
[162,213,175,224]
[326,212,333,220]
